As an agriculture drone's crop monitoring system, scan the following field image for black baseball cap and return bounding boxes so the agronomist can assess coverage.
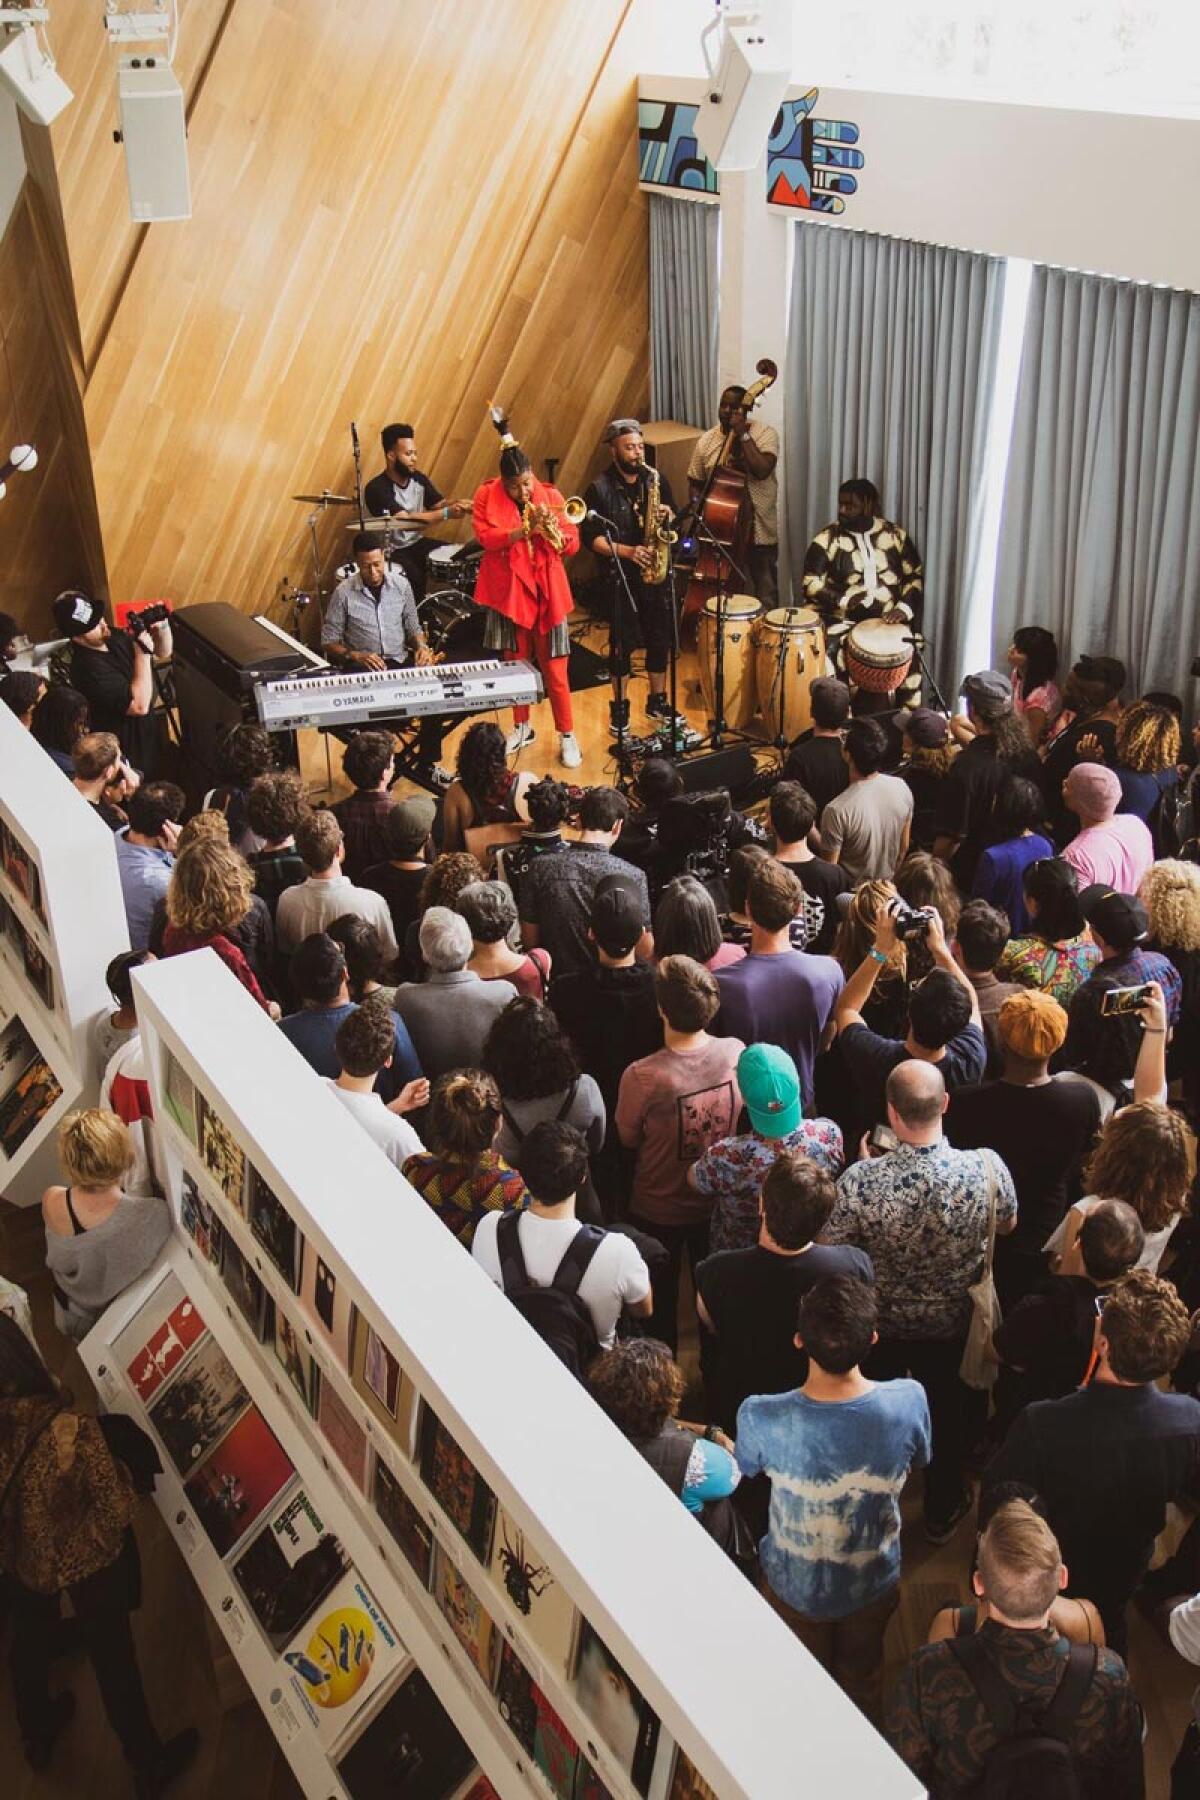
[52,590,105,638]
[590,874,646,956]
[1080,886,1148,950]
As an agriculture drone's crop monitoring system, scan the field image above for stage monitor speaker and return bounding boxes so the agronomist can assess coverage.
[694,16,791,172]
[117,58,191,221]
[676,744,759,801]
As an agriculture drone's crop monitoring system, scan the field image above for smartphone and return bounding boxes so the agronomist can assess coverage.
[869,1123,899,1154]
[1100,984,1153,1017]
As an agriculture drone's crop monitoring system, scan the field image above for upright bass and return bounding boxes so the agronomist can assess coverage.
[682,357,778,618]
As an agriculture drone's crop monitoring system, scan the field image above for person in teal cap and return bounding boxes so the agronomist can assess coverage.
[688,1043,844,1255]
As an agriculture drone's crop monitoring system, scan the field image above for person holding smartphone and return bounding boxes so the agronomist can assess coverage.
[1054,889,1180,1099]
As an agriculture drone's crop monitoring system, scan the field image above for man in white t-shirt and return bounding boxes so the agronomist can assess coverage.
[472,1122,652,1349]
[324,996,428,1172]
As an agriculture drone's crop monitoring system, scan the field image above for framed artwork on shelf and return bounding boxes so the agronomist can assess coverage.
[231,1481,350,1651]
[350,1308,420,1456]
[336,1663,474,1800]
[114,1273,207,1403]
[199,1095,246,1212]
[489,1506,579,1676]
[180,1172,223,1268]
[146,1331,250,1477]
[0,1016,40,1105]
[274,1308,320,1417]
[248,1166,302,1291]
[182,1403,294,1557]
[572,1622,664,1800]
[298,1239,354,1369]
[496,1640,537,1756]
[418,1411,497,1566]
[372,1455,434,1588]
[431,1543,500,1689]
[533,1684,580,1800]
[163,1051,200,1150]
[317,1375,368,1493]
[665,1747,716,1800]
[219,1237,273,1342]
[0,820,45,924]
[0,1045,62,1159]
[281,1568,402,1751]
[18,925,54,1013]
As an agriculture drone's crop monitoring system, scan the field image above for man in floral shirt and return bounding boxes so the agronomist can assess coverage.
[823,1059,1016,1544]
[801,478,924,707]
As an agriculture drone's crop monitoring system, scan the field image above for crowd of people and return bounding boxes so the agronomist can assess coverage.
[6,615,1200,1798]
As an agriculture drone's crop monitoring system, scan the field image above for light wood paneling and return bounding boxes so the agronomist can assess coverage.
[31,0,651,621]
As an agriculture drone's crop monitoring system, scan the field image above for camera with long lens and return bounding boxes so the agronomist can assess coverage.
[124,603,170,637]
[890,898,935,941]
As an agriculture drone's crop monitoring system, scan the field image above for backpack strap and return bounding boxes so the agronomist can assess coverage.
[946,1632,1020,1734]
[1041,1643,1097,1733]
[948,1634,1097,1739]
[495,1211,530,1296]
[549,1225,606,1298]
[553,1078,579,1124]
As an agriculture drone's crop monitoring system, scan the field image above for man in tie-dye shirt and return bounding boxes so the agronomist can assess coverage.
[735,1275,930,1721]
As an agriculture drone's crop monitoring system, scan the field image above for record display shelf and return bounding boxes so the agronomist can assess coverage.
[80,949,923,1800]
[0,702,131,1201]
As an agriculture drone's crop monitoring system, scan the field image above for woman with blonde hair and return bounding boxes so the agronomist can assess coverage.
[1047,1099,1191,1277]
[833,879,909,1037]
[1113,699,1181,852]
[42,1111,170,1341]
[1141,858,1200,1118]
[161,840,278,1015]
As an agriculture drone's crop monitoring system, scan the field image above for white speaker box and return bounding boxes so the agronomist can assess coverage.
[694,20,791,172]
[116,56,191,222]
[0,27,73,127]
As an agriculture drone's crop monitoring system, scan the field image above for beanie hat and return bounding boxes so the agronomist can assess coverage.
[998,989,1069,1060]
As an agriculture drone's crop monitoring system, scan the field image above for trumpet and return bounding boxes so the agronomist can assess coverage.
[523,496,587,553]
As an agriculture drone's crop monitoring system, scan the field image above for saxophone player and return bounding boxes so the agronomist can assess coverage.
[582,419,683,739]
[472,418,581,768]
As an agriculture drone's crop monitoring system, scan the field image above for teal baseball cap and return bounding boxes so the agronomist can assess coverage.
[737,1043,801,1139]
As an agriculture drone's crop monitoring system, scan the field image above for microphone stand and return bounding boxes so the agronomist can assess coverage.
[904,629,950,716]
[592,507,638,785]
[690,510,753,752]
[350,421,365,529]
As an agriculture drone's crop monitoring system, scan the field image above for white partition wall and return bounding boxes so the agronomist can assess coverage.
[0,703,130,1203]
[79,949,925,1800]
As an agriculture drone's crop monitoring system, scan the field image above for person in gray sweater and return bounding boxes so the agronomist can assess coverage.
[393,909,518,1077]
[42,1111,171,1342]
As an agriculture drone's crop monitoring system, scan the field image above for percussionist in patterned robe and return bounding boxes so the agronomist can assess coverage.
[802,478,925,707]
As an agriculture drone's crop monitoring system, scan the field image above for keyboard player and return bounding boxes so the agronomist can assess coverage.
[322,533,451,788]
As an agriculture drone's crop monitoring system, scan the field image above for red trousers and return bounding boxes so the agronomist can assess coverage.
[506,627,573,732]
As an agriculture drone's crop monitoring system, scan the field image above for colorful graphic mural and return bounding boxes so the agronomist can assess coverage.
[637,90,864,215]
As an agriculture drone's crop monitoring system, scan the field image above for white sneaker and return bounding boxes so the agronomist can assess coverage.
[505,723,536,754]
[558,731,582,769]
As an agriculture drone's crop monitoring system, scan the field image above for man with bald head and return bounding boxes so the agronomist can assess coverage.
[823,1060,1017,1544]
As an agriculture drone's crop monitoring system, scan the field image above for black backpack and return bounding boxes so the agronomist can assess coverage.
[949,1634,1097,1798]
[494,1212,605,1378]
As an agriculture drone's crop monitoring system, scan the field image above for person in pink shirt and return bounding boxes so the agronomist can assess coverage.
[1061,763,1153,894]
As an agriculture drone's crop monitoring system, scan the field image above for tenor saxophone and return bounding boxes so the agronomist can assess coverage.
[643,465,676,586]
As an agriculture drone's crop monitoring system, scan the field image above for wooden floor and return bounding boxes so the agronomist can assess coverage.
[1,611,1194,1796]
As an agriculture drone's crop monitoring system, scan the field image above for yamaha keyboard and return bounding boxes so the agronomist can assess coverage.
[253,658,543,731]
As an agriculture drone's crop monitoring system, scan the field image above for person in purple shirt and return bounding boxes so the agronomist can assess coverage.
[714,861,843,1110]
[970,775,1053,935]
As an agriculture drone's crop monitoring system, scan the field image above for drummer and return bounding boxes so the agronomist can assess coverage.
[363,422,470,602]
[800,478,924,707]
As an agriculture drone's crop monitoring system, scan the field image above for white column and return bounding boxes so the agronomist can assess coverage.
[715,161,794,597]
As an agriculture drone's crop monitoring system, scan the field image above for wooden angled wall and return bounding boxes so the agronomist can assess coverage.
[9,0,651,630]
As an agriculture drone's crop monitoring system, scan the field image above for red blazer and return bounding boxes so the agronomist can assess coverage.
[472,476,578,636]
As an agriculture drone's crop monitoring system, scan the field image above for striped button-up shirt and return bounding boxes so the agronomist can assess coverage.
[322,569,420,661]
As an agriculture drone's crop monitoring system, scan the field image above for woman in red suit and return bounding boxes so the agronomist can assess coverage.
[472,431,581,769]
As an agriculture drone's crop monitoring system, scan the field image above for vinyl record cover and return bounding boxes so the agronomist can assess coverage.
[453,1778,500,1800]
[573,1623,662,1798]
[431,1544,499,1689]
[0,1015,37,1103]
[298,1239,354,1369]
[147,1330,249,1475]
[336,1664,474,1800]
[317,1376,368,1492]
[0,1053,62,1158]
[373,1456,434,1588]
[180,1172,223,1267]
[183,1404,294,1557]
[574,1758,616,1800]
[232,1482,349,1650]
[534,1684,580,1800]
[666,1747,717,1800]
[200,1095,246,1211]
[220,1237,272,1341]
[163,1051,200,1150]
[418,1411,496,1565]
[248,1166,302,1290]
[17,921,53,1011]
[350,1310,419,1455]
[116,1273,207,1403]
[495,1640,537,1756]
[0,821,44,922]
[282,1569,402,1751]
[274,1307,319,1416]
[490,1507,579,1675]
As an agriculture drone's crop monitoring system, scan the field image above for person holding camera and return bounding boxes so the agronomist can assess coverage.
[52,590,172,776]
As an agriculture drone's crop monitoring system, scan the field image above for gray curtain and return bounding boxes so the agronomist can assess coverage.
[993,264,1200,702]
[649,193,719,429]
[786,222,1004,697]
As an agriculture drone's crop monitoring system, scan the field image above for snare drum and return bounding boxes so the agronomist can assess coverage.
[844,618,913,695]
[697,593,761,730]
[753,607,826,743]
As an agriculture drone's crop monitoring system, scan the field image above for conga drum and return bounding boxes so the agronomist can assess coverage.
[844,618,914,695]
[754,607,827,743]
[697,593,761,730]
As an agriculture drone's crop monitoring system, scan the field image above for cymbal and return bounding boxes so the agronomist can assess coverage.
[344,517,397,532]
[292,491,355,505]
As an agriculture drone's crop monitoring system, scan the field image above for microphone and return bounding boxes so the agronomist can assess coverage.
[351,421,360,453]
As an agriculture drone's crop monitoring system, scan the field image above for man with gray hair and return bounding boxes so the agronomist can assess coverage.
[393,907,517,1077]
[823,1059,1017,1544]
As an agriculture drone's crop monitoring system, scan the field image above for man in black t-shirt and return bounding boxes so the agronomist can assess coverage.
[1041,655,1125,846]
[768,780,851,956]
[362,422,469,602]
[781,677,851,817]
[52,590,171,775]
[697,1150,873,1431]
[947,987,1101,1309]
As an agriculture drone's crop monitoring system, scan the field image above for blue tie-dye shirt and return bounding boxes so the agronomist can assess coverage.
[735,1381,931,1619]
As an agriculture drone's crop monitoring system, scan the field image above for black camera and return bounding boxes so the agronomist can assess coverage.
[890,899,934,941]
[124,603,170,637]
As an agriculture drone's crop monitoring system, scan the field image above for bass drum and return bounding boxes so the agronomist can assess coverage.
[697,593,761,731]
[421,588,488,663]
[754,607,826,743]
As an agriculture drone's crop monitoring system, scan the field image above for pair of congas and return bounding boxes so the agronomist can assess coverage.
[696,596,824,741]
[697,596,913,740]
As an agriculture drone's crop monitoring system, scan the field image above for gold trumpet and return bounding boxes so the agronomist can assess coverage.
[523,496,588,552]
